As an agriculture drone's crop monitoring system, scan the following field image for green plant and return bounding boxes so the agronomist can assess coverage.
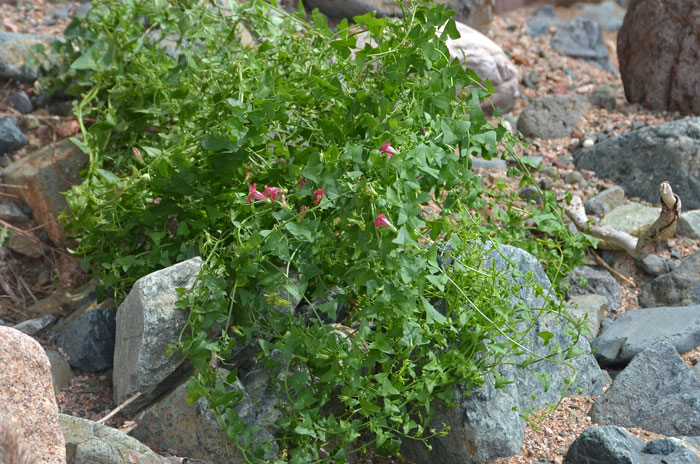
[44,0,595,461]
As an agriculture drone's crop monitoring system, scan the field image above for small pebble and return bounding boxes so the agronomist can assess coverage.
[540,166,558,178]
[582,138,594,148]
[20,115,40,131]
[564,171,583,185]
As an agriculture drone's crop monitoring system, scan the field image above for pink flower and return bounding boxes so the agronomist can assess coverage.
[313,188,326,206]
[374,213,395,230]
[299,178,307,189]
[263,185,283,201]
[380,140,398,159]
[248,183,266,203]
[299,205,308,214]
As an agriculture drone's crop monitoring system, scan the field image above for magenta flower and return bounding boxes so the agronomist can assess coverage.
[263,185,282,201]
[248,183,266,203]
[374,213,395,230]
[380,140,399,159]
[299,178,307,189]
[313,188,326,206]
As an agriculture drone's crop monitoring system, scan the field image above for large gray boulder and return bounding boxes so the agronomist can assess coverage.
[618,0,700,115]
[401,245,603,463]
[589,341,700,436]
[574,117,700,210]
[639,250,700,308]
[112,257,202,409]
[131,375,278,463]
[591,305,700,367]
[60,414,171,464]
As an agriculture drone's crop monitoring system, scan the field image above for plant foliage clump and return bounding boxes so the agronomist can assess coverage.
[45,0,595,461]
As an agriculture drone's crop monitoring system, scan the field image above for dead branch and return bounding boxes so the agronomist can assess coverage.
[565,181,681,260]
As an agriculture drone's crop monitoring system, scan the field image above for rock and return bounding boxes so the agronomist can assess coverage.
[566,294,607,341]
[0,201,31,223]
[591,305,700,367]
[638,250,700,308]
[112,257,202,409]
[589,340,700,436]
[20,114,40,131]
[131,375,279,463]
[22,279,97,320]
[12,314,56,335]
[1,139,87,245]
[0,117,28,155]
[517,95,590,139]
[574,117,700,210]
[9,91,33,114]
[579,1,627,32]
[618,0,700,115]
[45,349,73,395]
[583,185,625,216]
[60,414,172,464]
[643,436,700,460]
[443,20,519,114]
[636,254,677,277]
[564,170,583,185]
[678,210,700,239]
[7,232,44,258]
[0,327,66,463]
[550,17,617,72]
[563,266,621,312]
[597,203,663,250]
[54,299,117,372]
[401,245,603,463]
[525,4,562,37]
[0,32,55,82]
[586,83,617,111]
[471,157,507,170]
[564,426,644,464]
[303,0,494,33]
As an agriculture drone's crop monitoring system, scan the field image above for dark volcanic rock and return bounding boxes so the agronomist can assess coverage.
[574,117,700,210]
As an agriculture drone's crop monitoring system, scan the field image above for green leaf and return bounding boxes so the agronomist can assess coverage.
[422,297,446,325]
[538,331,553,345]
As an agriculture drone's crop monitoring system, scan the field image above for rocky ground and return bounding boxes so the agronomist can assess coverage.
[2,1,700,463]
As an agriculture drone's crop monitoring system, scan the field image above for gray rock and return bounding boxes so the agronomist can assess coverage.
[0,201,31,223]
[60,414,171,464]
[9,91,32,114]
[638,250,700,308]
[678,210,700,239]
[574,117,700,210]
[636,254,677,277]
[563,266,621,312]
[303,0,494,33]
[591,305,700,367]
[586,83,617,111]
[45,349,73,395]
[642,436,700,460]
[583,185,625,216]
[550,17,617,72]
[564,170,583,185]
[597,203,662,250]
[401,245,603,463]
[566,294,607,341]
[112,257,202,407]
[23,280,97,320]
[579,1,627,32]
[526,4,563,37]
[564,426,644,464]
[0,118,28,155]
[12,314,56,335]
[693,363,700,382]
[54,299,117,372]
[517,95,590,139]
[471,157,507,170]
[0,32,56,82]
[8,232,43,258]
[131,375,278,463]
[589,341,700,436]
[2,139,87,245]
